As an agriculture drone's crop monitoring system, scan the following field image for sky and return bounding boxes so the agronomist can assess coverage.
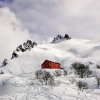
[1,0,100,39]
[0,0,100,62]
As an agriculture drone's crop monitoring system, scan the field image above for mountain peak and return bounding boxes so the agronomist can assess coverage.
[51,34,71,43]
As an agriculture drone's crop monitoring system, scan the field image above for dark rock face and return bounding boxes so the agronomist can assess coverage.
[16,40,37,52]
[2,59,8,67]
[11,52,18,59]
[64,34,69,39]
[51,34,71,43]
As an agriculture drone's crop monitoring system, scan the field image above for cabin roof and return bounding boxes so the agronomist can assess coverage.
[41,60,60,66]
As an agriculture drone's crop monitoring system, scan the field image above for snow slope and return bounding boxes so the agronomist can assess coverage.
[0,38,100,100]
[1,38,100,75]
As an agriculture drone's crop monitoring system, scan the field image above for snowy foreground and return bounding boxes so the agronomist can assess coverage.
[0,38,100,100]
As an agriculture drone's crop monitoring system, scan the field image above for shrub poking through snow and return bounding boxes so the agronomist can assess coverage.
[69,77,76,84]
[85,70,92,77]
[76,81,88,91]
[63,69,68,76]
[96,65,100,69]
[35,70,55,86]
[35,70,43,79]
[89,62,94,65]
[71,62,91,78]
[53,70,62,77]
[0,70,4,74]
[2,81,5,86]
[47,77,55,86]
[95,76,100,87]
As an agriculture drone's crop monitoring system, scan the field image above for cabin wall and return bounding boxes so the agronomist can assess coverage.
[42,60,51,69]
[51,62,61,69]
[42,60,61,69]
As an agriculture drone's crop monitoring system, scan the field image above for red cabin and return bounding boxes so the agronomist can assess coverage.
[41,60,61,69]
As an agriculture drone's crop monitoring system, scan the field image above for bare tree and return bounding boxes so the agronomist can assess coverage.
[42,70,53,85]
[35,70,55,86]
[71,62,91,78]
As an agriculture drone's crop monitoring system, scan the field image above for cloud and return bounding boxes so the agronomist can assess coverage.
[0,7,31,62]
[0,0,100,62]
[0,0,100,40]
[54,0,100,39]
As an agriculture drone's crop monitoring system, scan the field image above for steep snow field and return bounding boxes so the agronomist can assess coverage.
[0,38,100,100]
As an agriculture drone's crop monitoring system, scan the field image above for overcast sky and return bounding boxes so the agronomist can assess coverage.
[1,0,100,39]
[0,0,100,62]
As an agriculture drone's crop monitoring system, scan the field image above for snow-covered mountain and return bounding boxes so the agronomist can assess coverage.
[0,38,100,100]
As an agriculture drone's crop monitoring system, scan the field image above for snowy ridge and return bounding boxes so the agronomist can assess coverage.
[0,38,100,100]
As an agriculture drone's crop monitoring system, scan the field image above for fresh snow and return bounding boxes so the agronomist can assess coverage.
[0,38,100,100]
